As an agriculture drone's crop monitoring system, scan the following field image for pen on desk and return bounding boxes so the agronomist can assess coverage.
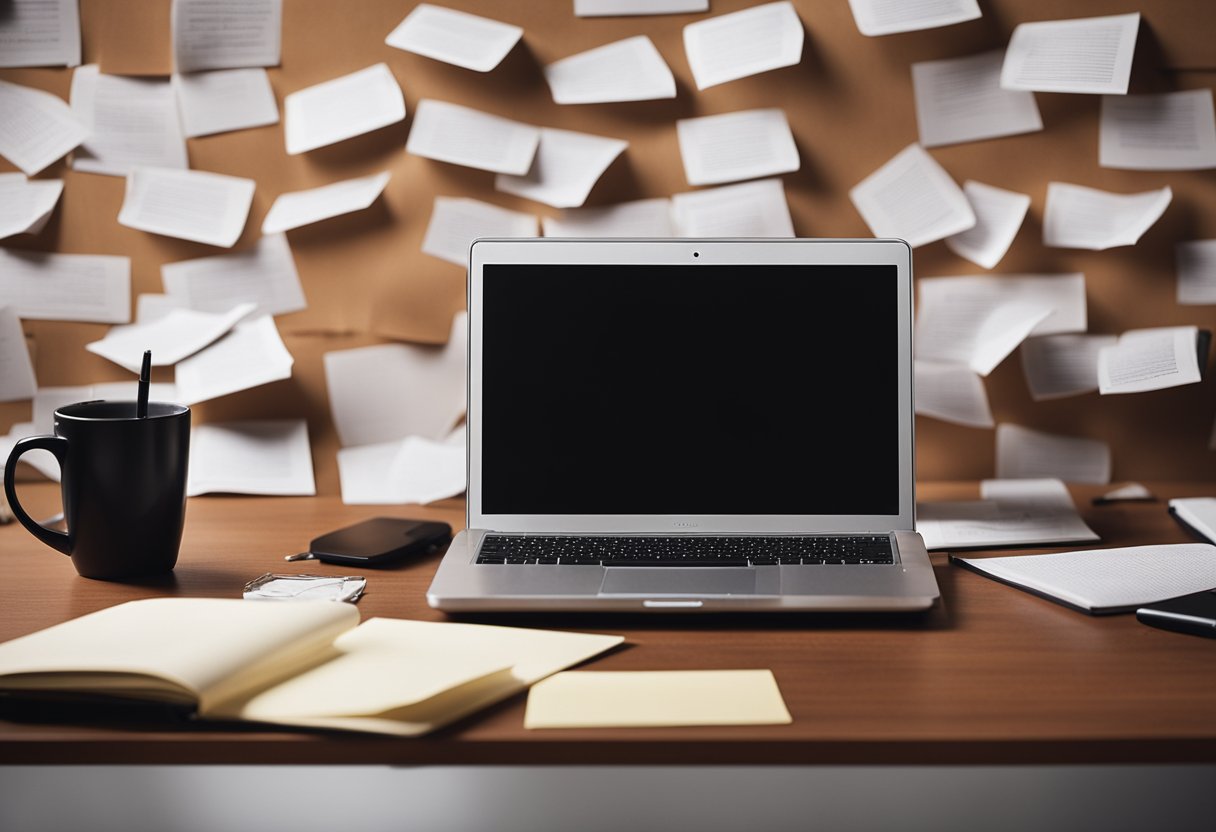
[137,350,151,419]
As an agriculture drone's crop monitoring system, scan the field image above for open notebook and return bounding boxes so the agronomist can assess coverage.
[0,599,622,735]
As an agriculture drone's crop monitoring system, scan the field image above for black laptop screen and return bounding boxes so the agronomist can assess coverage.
[480,264,901,515]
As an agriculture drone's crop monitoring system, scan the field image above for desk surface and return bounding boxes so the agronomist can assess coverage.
[2,481,1215,766]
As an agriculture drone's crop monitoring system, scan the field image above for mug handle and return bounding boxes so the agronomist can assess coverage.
[4,435,71,556]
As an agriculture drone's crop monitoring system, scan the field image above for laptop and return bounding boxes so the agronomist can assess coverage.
[427,238,940,612]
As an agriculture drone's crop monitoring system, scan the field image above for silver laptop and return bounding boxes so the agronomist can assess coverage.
[427,238,939,613]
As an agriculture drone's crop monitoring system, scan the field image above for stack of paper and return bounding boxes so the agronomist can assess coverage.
[1043,182,1172,251]
[1097,326,1203,395]
[407,99,540,175]
[422,198,537,266]
[1000,13,1141,95]
[996,424,1111,485]
[1100,90,1216,171]
[0,248,130,323]
[683,1,803,91]
[0,79,87,175]
[0,175,63,240]
[385,4,522,72]
[86,303,255,373]
[174,68,279,138]
[262,172,391,234]
[174,316,294,405]
[188,419,315,497]
[495,128,628,208]
[543,36,675,104]
[676,108,799,187]
[119,167,256,248]
[0,0,81,67]
[70,67,188,177]
[543,198,674,238]
[337,434,465,506]
[0,307,37,403]
[172,0,282,72]
[162,234,305,318]
[850,144,975,248]
[849,0,980,37]
[944,181,1031,270]
[284,63,405,155]
[1176,240,1216,305]
[1019,334,1115,400]
[671,178,794,237]
[575,0,708,15]
[912,51,1042,148]
[913,361,993,428]
[918,478,1098,550]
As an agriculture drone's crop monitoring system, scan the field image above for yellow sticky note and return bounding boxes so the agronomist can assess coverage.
[524,669,792,729]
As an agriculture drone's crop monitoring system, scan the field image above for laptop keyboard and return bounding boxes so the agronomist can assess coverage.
[475,535,894,566]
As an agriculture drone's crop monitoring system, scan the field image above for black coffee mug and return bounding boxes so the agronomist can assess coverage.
[4,400,190,580]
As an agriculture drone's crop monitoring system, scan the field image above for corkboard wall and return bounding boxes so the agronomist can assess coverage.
[2,0,1214,494]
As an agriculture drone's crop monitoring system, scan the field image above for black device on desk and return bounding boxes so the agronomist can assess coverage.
[301,518,452,566]
[1137,591,1216,639]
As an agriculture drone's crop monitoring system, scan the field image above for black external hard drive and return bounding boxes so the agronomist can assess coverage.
[305,518,453,567]
[1137,590,1216,639]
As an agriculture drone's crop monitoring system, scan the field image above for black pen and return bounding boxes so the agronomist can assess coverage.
[137,350,151,419]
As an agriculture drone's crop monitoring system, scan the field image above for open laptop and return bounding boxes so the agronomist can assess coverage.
[427,238,939,612]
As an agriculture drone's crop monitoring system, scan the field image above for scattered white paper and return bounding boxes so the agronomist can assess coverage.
[69,66,188,177]
[671,178,795,237]
[945,181,1030,269]
[676,108,799,187]
[542,198,674,237]
[543,36,675,104]
[188,419,315,497]
[136,293,187,323]
[913,360,993,428]
[0,307,36,402]
[1177,239,1216,305]
[284,63,405,155]
[996,423,1111,485]
[0,248,130,323]
[338,435,465,505]
[1097,326,1202,395]
[119,166,256,248]
[86,302,255,373]
[683,1,803,91]
[0,174,63,239]
[849,0,979,37]
[1099,89,1216,171]
[912,50,1042,149]
[406,99,540,175]
[849,143,974,248]
[495,128,627,209]
[574,0,707,15]
[174,315,294,405]
[262,171,391,234]
[421,197,537,266]
[1019,334,1115,401]
[161,234,304,318]
[172,0,281,73]
[0,0,80,67]
[0,79,87,175]
[1042,182,1171,251]
[385,4,522,72]
[174,68,279,138]
[917,478,1098,550]
[1000,13,1140,95]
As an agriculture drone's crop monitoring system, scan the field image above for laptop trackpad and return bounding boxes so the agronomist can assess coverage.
[599,568,757,596]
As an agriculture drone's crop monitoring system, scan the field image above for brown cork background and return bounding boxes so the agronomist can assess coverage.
[2,0,1215,495]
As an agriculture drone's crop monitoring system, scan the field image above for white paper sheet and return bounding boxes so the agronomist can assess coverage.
[1176,239,1216,305]
[543,36,675,104]
[1019,334,1115,401]
[849,143,974,248]
[944,180,1030,269]
[136,293,187,323]
[683,1,803,91]
[385,4,521,72]
[542,198,674,238]
[421,197,537,266]
[912,50,1042,148]
[913,360,992,428]
[406,99,540,175]
[848,0,979,37]
[996,423,1111,485]
[69,66,188,177]
[284,63,405,155]
[495,128,627,209]
[1097,326,1202,395]
[0,79,87,175]
[917,477,1098,551]
[0,307,36,402]
[337,435,465,506]
[1042,182,1171,251]
[574,0,707,15]
[172,0,281,72]
[1000,13,1140,95]
[1099,89,1216,171]
[174,68,279,138]
[676,108,799,187]
[0,248,130,323]
[671,178,794,237]
[0,0,80,67]
[174,315,293,405]
[262,171,390,234]
[85,302,255,373]
[324,312,467,448]
[118,166,255,248]
[188,419,315,497]
[0,174,63,239]
[161,234,305,318]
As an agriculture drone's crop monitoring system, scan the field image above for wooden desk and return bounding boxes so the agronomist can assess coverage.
[2,481,1215,766]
